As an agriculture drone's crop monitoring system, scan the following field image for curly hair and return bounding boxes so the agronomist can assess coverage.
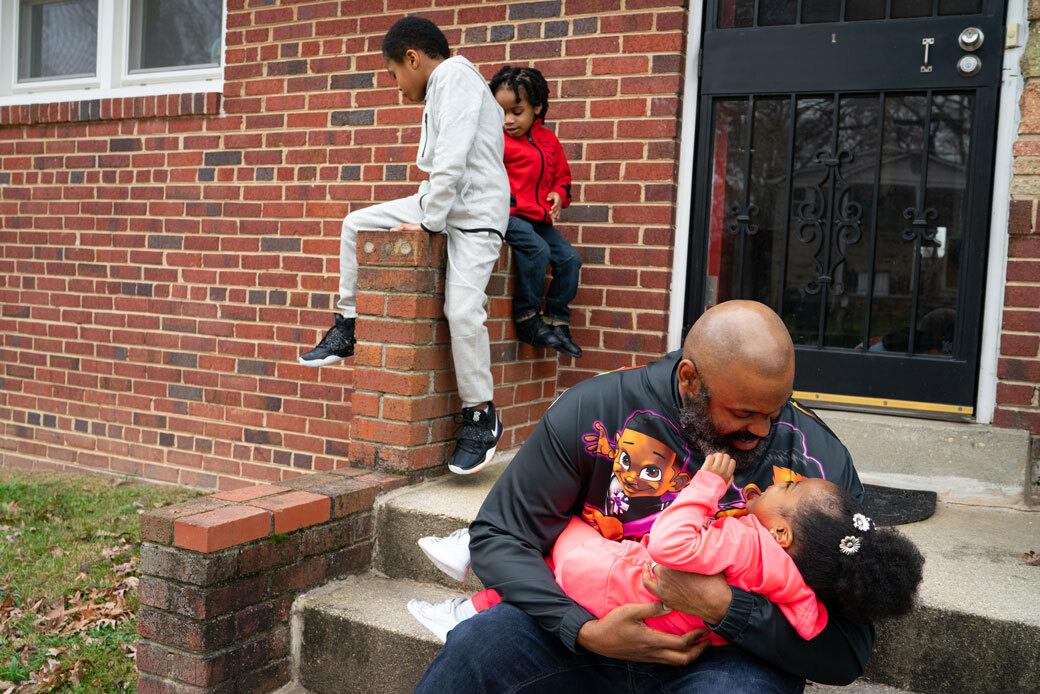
[381,16,450,63]
[488,65,550,121]
[782,483,925,623]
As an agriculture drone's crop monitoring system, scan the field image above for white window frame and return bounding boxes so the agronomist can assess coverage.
[0,0,225,108]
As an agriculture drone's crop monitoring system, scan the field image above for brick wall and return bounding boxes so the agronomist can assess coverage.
[0,0,691,487]
[1000,6,1040,434]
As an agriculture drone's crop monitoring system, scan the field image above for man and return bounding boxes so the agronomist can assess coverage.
[415,300,873,693]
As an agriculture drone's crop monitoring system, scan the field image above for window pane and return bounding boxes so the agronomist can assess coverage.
[718,0,756,28]
[801,0,841,24]
[938,0,982,15]
[891,0,934,18]
[129,0,223,72]
[18,0,98,81]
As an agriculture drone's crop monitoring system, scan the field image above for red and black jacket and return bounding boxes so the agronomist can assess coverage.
[504,120,572,224]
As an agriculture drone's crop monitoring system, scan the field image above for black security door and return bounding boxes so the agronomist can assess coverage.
[685,0,1006,417]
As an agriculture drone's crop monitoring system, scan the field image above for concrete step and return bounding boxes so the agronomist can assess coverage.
[816,409,1034,508]
[295,457,1040,694]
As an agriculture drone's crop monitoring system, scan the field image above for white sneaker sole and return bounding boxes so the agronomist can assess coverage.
[417,537,470,582]
[298,353,346,367]
[406,599,450,643]
[447,443,497,476]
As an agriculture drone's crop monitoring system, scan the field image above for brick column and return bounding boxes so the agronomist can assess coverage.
[136,470,405,693]
[348,229,558,476]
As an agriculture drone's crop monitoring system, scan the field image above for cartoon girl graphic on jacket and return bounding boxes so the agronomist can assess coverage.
[580,410,693,540]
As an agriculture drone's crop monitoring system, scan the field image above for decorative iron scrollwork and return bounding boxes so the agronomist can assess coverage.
[795,148,863,296]
[727,202,760,236]
[901,207,938,242]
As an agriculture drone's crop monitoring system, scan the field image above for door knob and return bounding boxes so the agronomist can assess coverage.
[958,27,984,51]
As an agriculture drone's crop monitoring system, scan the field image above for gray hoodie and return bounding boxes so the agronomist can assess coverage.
[416,56,509,236]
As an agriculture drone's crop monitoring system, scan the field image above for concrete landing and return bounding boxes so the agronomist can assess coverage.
[292,452,1040,694]
[817,409,1032,508]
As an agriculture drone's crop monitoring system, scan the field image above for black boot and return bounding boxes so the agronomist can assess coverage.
[515,315,562,349]
[550,324,582,358]
[299,314,355,366]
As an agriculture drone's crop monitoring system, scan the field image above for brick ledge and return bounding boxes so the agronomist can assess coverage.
[141,469,407,553]
[0,91,221,127]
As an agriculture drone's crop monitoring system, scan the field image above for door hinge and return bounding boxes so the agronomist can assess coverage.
[697,48,703,77]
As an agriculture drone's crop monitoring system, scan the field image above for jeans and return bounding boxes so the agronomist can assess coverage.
[505,215,581,323]
[414,603,806,694]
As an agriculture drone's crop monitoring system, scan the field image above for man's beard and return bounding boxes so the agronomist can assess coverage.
[678,385,767,469]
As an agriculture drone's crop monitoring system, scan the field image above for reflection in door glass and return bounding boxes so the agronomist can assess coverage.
[718,0,755,28]
[706,91,972,357]
[845,0,887,21]
[802,0,841,23]
[759,0,797,26]
[708,100,749,306]
[891,0,934,18]
[869,92,971,356]
[938,0,982,15]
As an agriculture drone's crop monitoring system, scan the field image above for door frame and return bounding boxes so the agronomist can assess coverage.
[667,0,1029,425]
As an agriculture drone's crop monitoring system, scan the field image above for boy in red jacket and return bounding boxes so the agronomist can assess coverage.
[490,66,582,358]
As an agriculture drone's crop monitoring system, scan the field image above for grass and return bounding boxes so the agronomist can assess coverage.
[0,469,201,692]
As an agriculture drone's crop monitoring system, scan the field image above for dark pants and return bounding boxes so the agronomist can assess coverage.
[505,215,581,323]
[414,602,806,694]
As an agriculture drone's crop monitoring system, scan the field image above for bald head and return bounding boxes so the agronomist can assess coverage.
[682,300,794,385]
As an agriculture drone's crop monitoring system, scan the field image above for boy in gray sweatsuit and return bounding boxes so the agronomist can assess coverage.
[299,17,509,476]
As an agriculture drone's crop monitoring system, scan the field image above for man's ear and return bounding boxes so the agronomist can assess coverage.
[676,358,701,400]
[770,521,792,549]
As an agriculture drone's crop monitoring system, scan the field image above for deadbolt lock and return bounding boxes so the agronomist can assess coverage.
[958,27,984,51]
[957,54,982,77]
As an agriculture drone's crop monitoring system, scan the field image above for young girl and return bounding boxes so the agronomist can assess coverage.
[490,65,583,359]
[408,453,924,643]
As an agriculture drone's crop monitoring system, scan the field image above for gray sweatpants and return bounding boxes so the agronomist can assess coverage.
[337,194,502,407]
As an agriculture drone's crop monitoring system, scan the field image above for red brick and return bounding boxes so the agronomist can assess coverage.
[248,491,331,533]
[210,483,290,502]
[173,505,272,553]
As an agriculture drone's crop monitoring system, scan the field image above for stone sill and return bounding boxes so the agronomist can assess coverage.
[0,91,221,127]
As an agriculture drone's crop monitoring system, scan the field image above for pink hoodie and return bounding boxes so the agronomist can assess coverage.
[551,469,828,643]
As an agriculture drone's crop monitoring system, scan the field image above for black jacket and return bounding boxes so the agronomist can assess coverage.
[469,350,874,684]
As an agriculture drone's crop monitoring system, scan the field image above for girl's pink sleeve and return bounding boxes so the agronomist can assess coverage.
[645,469,828,640]
[645,469,758,576]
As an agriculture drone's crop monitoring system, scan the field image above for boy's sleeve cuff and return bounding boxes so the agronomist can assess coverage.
[420,222,442,234]
[705,586,755,643]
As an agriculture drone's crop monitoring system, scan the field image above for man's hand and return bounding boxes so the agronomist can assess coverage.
[576,602,710,665]
[700,452,736,486]
[547,192,562,221]
[390,222,426,233]
[642,563,732,626]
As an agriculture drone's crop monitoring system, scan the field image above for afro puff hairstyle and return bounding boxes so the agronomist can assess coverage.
[488,65,550,121]
[782,483,925,623]
[382,16,450,63]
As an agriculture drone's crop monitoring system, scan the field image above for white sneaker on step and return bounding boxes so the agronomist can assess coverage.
[417,528,472,582]
[406,597,477,643]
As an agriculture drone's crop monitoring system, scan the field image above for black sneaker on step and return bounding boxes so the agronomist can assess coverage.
[299,314,355,366]
[515,316,562,349]
[551,324,582,358]
[448,402,502,475]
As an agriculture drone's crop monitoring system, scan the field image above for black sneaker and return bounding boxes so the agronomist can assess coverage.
[447,402,502,475]
[299,314,355,367]
[551,324,582,358]
[515,315,562,349]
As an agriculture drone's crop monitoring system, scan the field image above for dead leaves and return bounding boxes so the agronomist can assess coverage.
[0,560,139,692]
[1021,550,1040,566]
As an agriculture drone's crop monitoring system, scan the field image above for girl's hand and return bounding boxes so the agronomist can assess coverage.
[701,453,736,486]
[390,222,425,233]
[547,191,562,221]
